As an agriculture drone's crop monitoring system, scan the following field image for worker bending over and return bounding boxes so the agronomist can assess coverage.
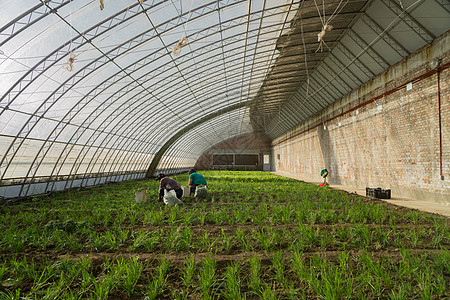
[156,173,183,202]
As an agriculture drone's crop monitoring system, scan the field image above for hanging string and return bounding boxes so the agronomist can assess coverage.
[316,24,333,52]
[314,0,349,52]
[172,37,188,56]
[172,0,195,56]
[66,0,76,71]
[67,52,75,71]
[100,0,104,11]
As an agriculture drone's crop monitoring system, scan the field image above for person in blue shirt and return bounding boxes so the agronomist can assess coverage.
[188,169,207,195]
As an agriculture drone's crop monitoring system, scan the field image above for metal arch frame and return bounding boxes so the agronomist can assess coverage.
[145,102,249,178]
[0,1,292,134]
[215,0,235,139]
[346,28,389,70]
[1,2,290,179]
[334,42,375,80]
[237,0,253,139]
[76,82,249,188]
[243,0,270,131]
[0,0,167,110]
[0,1,171,182]
[360,13,409,59]
[244,0,296,131]
[4,2,296,195]
[50,72,256,191]
[138,2,242,141]
[0,0,252,120]
[160,108,253,173]
[158,108,253,173]
[269,64,349,137]
[32,51,284,194]
[138,23,295,111]
[66,50,292,190]
[262,4,373,136]
[0,0,70,47]
[38,7,296,182]
[141,85,263,178]
[160,111,253,173]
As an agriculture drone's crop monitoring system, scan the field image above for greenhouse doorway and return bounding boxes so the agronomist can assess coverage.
[263,153,271,171]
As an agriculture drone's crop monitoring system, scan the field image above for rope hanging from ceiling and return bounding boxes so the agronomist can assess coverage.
[66,51,76,71]
[171,0,195,56]
[172,37,188,56]
[316,24,333,52]
[66,0,76,72]
[314,0,349,52]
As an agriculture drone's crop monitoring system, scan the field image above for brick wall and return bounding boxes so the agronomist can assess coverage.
[195,132,272,171]
[272,33,450,204]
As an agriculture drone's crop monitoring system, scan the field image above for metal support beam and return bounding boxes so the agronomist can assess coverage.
[361,14,409,58]
[381,0,434,43]
[347,29,389,69]
[145,102,249,178]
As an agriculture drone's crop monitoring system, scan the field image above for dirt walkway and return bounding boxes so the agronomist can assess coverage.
[274,172,450,218]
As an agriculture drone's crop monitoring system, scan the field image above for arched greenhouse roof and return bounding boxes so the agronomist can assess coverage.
[0,0,449,198]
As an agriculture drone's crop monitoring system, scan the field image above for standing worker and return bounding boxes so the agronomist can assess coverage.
[156,173,183,204]
[188,169,207,196]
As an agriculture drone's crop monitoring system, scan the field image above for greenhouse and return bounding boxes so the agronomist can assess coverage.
[0,0,449,299]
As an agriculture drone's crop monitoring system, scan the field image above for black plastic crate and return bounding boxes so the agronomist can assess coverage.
[366,187,391,199]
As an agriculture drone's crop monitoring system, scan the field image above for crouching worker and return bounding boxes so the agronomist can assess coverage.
[188,169,208,197]
[156,173,183,205]
[319,168,329,187]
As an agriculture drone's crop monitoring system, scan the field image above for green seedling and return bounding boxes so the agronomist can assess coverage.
[119,257,143,294]
[222,262,243,300]
[220,229,233,252]
[180,254,195,288]
[147,256,171,299]
[271,250,285,284]
[198,253,217,297]
[247,255,261,296]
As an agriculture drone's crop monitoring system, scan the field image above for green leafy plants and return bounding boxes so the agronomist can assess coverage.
[247,255,262,297]
[221,261,242,299]
[180,254,196,289]
[0,171,448,298]
[147,256,171,299]
[198,253,217,298]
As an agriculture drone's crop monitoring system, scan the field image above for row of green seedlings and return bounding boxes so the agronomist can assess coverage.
[1,249,448,299]
[1,220,447,253]
[1,199,438,233]
[9,172,375,209]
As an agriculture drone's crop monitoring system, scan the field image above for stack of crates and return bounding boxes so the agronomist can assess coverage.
[366,187,391,199]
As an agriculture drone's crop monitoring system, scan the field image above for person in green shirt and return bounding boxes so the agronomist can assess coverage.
[188,169,207,195]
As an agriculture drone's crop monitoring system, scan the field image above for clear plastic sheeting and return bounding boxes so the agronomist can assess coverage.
[1,0,448,199]
[0,0,297,198]
[157,107,253,173]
